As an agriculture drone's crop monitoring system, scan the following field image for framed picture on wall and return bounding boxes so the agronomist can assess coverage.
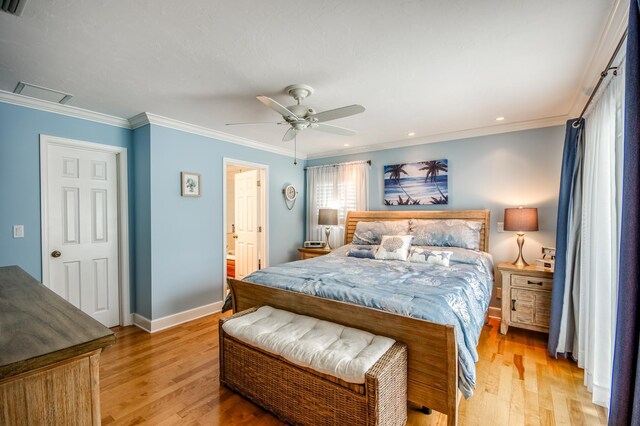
[181,172,201,197]
[383,159,448,205]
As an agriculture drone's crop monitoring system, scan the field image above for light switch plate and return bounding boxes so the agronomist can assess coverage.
[13,225,24,238]
[497,222,504,233]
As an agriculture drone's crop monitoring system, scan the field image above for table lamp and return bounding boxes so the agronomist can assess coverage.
[318,208,338,249]
[504,206,538,268]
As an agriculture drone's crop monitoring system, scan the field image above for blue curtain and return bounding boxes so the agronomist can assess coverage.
[610,1,640,424]
[547,118,584,356]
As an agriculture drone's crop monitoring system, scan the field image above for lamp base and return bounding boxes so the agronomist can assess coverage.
[325,227,332,250]
[511,232,529,268]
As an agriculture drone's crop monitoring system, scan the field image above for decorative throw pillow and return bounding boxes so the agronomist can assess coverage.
[374,235,413,261]
[347,245,378,259]
[351,220,410,245]
[409,219,482,250]
[408,247,453,267]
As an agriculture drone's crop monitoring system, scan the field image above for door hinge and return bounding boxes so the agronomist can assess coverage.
[258,259,262,270]
[258,226,262,232]
[257,180,261,187]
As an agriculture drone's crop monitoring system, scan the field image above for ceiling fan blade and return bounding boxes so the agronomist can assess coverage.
[309,104,365,123]
[313,123,357,136]
[282,127,297,141]
[257,95,299,120]
[225,121,284,126]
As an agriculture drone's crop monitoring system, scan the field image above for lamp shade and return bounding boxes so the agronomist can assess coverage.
[504,207,538,232]
[318,208,338,226]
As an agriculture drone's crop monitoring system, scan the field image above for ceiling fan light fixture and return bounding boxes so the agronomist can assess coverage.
[233,84,365,142]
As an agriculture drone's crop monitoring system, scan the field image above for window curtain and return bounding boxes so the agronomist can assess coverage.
[610,0,640,423]
[548,54,626,409]
[548,119,584,356]
[306,161,369,248]
[577,57,625,407]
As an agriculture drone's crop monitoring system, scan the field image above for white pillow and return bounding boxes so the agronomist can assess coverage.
[408,247,453,267]
[374,235,413,261]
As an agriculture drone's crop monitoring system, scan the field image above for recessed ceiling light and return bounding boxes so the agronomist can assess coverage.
[407,132,415,136]
[343,143,350,147]
[495,116,505,121]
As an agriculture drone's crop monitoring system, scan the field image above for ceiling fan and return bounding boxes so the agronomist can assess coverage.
[226,84,365,142]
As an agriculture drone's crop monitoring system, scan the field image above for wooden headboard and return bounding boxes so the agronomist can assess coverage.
[344,210,491,252]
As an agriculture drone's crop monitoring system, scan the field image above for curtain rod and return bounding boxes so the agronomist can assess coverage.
[304,160,371,171]
[573,29,628,128]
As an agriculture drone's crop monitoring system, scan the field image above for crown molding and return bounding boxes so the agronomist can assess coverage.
[0,89,131,128]
[0,92,304,160]
[306,114,567,160]
[567,0,629,117]
[129,112,306,160]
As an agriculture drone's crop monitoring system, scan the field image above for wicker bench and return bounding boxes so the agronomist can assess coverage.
[219,306,408,426]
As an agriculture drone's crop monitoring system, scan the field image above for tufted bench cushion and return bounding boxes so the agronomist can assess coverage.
[220,306,407,426]
[221,305,396,384]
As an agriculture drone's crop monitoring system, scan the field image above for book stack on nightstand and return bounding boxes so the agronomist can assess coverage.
[497,262,554,335]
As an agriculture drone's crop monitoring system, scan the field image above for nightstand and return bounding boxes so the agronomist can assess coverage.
[498,262,554,335]
[297,247,331,260]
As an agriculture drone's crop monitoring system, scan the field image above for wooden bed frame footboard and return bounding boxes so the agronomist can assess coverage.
[228,278,460,426]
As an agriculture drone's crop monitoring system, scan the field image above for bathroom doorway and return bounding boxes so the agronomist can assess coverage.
[222,159,268,299]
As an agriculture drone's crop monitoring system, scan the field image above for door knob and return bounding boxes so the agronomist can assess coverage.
[233,235,238,239]
[51,250,62,258]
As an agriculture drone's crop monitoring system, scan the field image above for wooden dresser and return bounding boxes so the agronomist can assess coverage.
[498,262,554,335]
[0,266,115,425]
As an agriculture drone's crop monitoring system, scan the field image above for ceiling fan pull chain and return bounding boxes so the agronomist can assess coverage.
[294,133,298,165]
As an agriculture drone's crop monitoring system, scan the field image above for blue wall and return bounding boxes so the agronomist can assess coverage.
[307,126,565,307]
[0,103,135,305]
[133,125,152,318]
[146,125,305,319]
[0,102,305,321]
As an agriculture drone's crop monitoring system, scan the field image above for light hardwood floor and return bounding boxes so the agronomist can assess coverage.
[100,314,607,425]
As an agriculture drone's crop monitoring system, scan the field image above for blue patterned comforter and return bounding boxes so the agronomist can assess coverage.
[239,245,494,398]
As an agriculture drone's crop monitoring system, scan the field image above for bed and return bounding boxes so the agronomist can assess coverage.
[227,210,492,426]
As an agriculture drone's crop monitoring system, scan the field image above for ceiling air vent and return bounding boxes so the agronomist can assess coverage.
[1,0,29,16]
[14,81,73,104]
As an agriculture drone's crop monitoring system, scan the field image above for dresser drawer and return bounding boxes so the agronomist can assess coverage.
[511,274,553,291]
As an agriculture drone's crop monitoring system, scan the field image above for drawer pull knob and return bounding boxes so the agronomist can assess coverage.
[527,280,543,286]
[511,299,516,311]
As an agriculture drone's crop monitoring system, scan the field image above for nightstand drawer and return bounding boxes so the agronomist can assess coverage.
[511,274,553,291]
[298,247,331,260]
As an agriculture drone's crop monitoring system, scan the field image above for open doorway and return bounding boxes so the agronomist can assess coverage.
[222,158,268,299]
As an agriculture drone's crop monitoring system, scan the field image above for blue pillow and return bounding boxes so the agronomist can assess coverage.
[351,220,410,245]
[347,245,378,259]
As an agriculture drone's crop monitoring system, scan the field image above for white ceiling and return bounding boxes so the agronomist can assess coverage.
[0,0,625,157]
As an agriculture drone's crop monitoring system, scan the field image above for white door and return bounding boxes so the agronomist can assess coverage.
[234,170,260,279]
[44,144,120,327]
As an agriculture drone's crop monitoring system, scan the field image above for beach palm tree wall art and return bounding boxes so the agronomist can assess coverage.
[383,159,448,205]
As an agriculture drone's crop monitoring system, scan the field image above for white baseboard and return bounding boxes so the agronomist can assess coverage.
[132,313,152,332]
[122,313,134,327]
[132,301,224,333]
[488,306,502,319]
